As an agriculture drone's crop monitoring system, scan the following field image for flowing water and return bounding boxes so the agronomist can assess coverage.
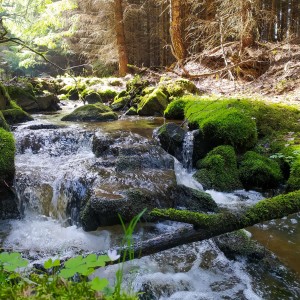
[1,101,300,299]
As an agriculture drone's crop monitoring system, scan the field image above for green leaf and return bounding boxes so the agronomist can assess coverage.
[90,277,109,291]
[64,255,83,268]
[44,258,60,269]
[59,268,77,279]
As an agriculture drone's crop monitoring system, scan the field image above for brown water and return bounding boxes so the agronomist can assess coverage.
[249,213,300,278]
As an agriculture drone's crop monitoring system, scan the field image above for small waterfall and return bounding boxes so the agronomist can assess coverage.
[181,130,198,171]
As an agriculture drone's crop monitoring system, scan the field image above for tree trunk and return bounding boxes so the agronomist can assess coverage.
[102,190,300,261]
[114,0,128,77]
[240,0,256,50]
[170,0,187,63]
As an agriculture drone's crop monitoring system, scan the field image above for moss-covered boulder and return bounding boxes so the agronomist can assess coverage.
[0,82,10,110]
[0,112,9,131]
[61,103,118,122]
[159,77,199,98]
[239,151,283,190]
[111,93,131,111]
[185,99,258,154]
[137,88,169,116]
[193,145,242,192]
[2,101,33,124]
[155,123,186,160]
[0,128,15,183]
[5,83,38,112]
[164,98,189,120]
[125,107,138,116]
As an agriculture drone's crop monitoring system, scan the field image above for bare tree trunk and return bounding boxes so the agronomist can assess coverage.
[114,0,128,77]
[170,0,187,63]
[240,0,256,50]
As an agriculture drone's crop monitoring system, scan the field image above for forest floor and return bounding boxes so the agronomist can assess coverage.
[157,42,300,108]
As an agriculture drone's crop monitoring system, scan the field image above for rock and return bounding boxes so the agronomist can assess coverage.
[2,101,33,124]
[0,128,15,187]
[159,77,199,97]
[0,112,9,131]
[0,187,19,219]
[138,88,169,116]
[5,83,38,112]
[0,83,10,110]
[193,145,242,192]
[171,185,218,212]
[155,123,186,161]
[111,94,131,111]
[125,107,138,116]
[61,103,118,122]
[85,92,103,104]
[164,98,188,120]
[35,93,60,111]
[92,133,114,157]
[239,151,283,189]
[185,99,258,154]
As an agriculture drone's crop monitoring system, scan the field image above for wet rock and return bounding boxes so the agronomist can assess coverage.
[171,185,218,213]
[84,92,103,104]
[0,186,19,219]
[155,123,185,161]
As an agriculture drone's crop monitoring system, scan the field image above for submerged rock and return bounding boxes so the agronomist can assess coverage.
[61,103,118,122]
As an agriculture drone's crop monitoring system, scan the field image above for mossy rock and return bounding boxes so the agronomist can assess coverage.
[185,99,258,153]
[0,128,15,182]
[83,91,103,104]
[193,145,242,192]
[125,107,138,116]
[2,101,33,124]
[239,151,283,190]
[287,159,300,191]
[159,78,199,97]
[137,88,168,116]
[126,75,150,96]
[0,112,9,131]
[164,98,189,120]
[111,94,131,111]
[61,103,118,122]
[5,83,38,112]
[0,82,10,110]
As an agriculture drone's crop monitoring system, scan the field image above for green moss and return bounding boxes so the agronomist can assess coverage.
[159,78,199,97]
[111,95,131,111]
[61,103,118,122]
[125,107,138,116]
[0,128,15,182]
[193,145,242,192]
[137,88,168,116]
[126,75,149,96]
[2,101,33,124]
[164,98,189,120]
[185,98,258,152]
[239,151,283,189]
[0,111,9,130]
[0,82,11,110]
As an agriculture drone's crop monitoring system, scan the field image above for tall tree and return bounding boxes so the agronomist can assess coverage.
[114,0,129,76]
[170,0,187,63]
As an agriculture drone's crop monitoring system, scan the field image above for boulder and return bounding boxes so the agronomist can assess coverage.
[239,151,283,190]
[0,83,10,110]
[155,123,186,161]
[193,145,242,192]
[137,88,169,116]
[171,184,218,212]
[61,103,118,122]
[35,93,60,111]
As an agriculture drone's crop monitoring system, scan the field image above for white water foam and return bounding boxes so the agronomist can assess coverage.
[3,215,110,257]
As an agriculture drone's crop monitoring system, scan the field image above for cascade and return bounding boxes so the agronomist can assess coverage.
[181,130,198,171]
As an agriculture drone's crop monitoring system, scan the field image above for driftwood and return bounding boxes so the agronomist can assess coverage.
[105,190,300,262]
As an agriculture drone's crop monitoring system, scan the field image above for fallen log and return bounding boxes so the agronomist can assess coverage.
[108,190,300,262]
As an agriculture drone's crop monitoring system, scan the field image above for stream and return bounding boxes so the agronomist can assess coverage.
[0,101,300,299]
